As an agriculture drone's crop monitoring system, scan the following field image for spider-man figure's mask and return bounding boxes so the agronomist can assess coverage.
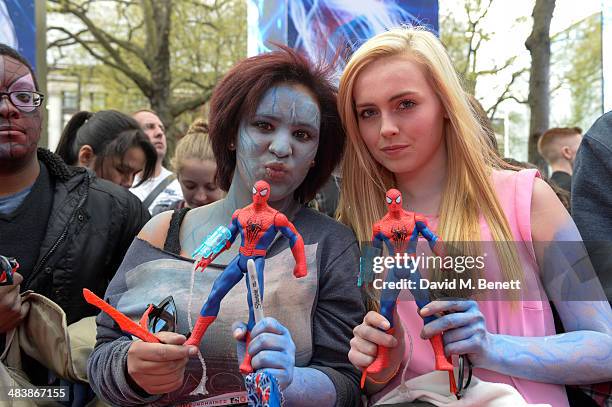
[385,189,403,214]
[252,180,270,206]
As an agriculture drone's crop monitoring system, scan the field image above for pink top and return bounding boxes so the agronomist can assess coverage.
[370,169,569,407]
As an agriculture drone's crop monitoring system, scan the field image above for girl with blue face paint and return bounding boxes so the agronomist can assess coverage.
[88,47,365,407]
[234,83,321,207]
[339,27,611,406]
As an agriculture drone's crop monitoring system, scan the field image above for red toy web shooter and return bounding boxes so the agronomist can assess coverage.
[83,288,161,343]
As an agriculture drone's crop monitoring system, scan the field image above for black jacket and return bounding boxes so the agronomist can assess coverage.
[22,149,150,324]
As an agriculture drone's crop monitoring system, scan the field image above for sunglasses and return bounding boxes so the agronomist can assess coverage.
[455,354,473,399]
[139,296,177,334]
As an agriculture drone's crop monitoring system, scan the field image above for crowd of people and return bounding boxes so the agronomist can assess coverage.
[0,25,611,407]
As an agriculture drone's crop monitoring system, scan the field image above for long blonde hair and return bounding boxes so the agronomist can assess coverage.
[336,27,521,308]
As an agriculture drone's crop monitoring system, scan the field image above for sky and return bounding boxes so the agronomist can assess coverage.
[440,0,604,160]
[44,0,607,161]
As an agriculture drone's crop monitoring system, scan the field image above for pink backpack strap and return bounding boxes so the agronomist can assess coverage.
[514,169,541,263]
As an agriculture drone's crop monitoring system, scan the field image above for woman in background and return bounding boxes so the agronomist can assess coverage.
[152,119,223,214]
[55,110,156,188]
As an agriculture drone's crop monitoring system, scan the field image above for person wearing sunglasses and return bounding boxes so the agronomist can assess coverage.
[0,43,150,386]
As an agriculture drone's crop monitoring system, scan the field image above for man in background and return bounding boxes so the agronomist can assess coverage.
[0,43,149,385]
[130,109,183,213]
[571,111,612,407]
[537,127,582,192]
[572,112,612,300]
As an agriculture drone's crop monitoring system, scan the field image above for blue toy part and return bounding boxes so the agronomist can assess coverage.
[407,266,437,324]
[245,371,283,407]
[192,225,232,259]
[358,245,382,287]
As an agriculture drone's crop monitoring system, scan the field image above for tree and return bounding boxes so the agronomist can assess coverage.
[550,13,603,131]
[525,0,555,168]
[440,0,528,124]
[48,0,246,140]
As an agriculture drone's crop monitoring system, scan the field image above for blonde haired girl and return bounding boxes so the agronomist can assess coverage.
[339,27,611,406]
[152,119,223,214]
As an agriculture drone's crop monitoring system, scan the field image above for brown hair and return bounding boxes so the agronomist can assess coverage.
[537,127,582,162]
[56,110,156,186]
[208,45,345,203]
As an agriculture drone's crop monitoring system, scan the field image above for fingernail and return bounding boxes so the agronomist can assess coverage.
[420,307,429,315]
[233,328,244,337]
[188,346,198,356]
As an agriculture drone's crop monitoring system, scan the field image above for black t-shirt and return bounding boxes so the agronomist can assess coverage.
[0,161,54,282]
[550,171,572,192]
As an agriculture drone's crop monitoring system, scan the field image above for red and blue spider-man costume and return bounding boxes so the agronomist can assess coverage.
[362,189,453,387]
[184,180,307,374]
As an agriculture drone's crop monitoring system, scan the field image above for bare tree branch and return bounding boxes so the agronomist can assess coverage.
[487,68,528,119]
[170,91,214,117]
[48,0,245,138]
[476,56,517,75]
[172,76,212,90]
[549,80,565,95]
[64,3,148,62]
[48,27,88,48]
[47,25,152,95]
[462,0,494,76]
[182,0,232,11]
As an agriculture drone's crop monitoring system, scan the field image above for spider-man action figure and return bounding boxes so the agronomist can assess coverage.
[362,189,453,386]
[184,180,307,374]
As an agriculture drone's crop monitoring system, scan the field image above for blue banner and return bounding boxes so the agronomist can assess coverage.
[0,0,36,71]
[248,0,439,62]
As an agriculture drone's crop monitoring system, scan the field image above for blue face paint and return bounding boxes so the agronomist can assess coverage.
[0,56,41,163]
[235,83,320,203]
[454,218,612,385]
[536,221,608,302]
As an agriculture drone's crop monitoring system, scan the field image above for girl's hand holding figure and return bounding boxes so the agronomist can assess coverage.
[349,310,405,388]
[233,317,296,390]
[126,332,198,395]
[420,299,493,367]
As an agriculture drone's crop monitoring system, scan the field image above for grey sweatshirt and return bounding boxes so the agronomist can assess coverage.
[87,207,365,406]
